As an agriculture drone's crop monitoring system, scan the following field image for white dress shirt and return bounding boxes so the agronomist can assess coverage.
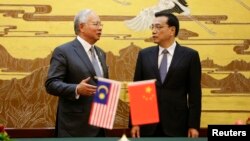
[158,41,176,72]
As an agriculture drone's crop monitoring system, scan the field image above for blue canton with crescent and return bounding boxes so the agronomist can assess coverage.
[94,80,111,104]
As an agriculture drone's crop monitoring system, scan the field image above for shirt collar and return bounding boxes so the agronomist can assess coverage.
[158,41,176,56]
[77,36,93,53]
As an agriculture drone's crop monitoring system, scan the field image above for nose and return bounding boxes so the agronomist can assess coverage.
[152,29,157,35]
[99,25,103,30]
[98,26,102,31]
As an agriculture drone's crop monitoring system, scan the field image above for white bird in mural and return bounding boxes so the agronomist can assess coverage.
[124,0,190,31]
[124,0,215,35]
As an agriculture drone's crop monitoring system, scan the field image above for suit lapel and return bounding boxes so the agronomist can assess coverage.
[164,44,184,83]
[72,39,96,76]
[149,46,162,83]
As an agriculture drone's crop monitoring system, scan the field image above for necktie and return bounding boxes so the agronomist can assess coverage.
[90,47,102,77]
[159,49,168,83]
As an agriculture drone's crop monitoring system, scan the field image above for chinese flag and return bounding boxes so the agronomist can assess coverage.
[128,79,159,125]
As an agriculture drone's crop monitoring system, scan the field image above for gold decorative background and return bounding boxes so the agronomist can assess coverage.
[0,0,249,128]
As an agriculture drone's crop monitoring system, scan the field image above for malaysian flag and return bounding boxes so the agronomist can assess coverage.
[89,77,121,129]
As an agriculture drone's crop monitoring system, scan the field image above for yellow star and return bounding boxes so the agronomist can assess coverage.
[145,86,152,93]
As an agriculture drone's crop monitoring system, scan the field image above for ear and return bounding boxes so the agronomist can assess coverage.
[79,23,85,33]
[170,26,176,36]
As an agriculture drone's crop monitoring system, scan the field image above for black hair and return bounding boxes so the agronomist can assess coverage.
[155,11,179,37]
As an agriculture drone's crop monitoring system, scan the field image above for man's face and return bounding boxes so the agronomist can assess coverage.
[80,12,103,44]
[151,16,175,45]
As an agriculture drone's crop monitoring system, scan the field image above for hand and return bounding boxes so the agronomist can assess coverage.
[131,126,140,138]
[188,128,199,138]
[76,77,97,96]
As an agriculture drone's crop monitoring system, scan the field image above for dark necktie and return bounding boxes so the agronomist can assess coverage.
[159,49,168,83]
[90,47,102,77]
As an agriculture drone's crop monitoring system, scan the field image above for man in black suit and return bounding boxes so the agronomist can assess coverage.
[45,9,108,137]
[131,11,201,138]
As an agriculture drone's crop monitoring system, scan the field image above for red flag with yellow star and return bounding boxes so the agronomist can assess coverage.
[128,79,159,125]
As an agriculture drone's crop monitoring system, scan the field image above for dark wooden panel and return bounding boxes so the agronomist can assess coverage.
[6,128,55,138]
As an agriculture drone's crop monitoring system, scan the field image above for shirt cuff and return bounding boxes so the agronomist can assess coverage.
[75,85,80,99]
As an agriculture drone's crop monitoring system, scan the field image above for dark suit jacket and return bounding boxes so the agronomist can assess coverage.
[133,43,201,136]
[45,38,109,137]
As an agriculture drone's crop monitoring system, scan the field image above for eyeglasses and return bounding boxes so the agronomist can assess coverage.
[150,24,169,31]
[88,22,103,28]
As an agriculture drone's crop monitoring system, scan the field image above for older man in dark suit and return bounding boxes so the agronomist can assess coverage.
[45,9,108,137]
[131,11,202,138]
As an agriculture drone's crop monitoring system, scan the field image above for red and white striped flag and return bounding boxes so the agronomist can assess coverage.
[89,77,121,129]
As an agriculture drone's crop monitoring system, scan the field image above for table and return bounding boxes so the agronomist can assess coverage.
[14,137,207,141]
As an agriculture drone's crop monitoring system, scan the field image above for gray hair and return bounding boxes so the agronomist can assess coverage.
[74,9,92,35]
